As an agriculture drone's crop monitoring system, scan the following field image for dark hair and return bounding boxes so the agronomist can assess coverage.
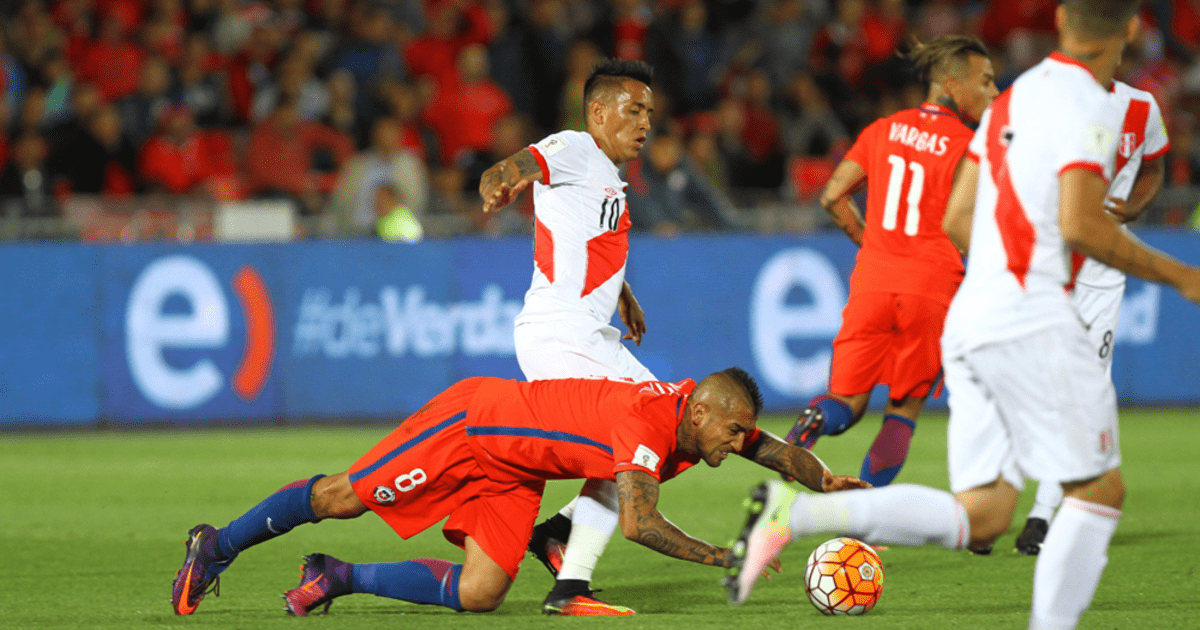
[721,367,763,416]
[1062,0,1142,39]
[907,35,989,86]
[583,58,654,105]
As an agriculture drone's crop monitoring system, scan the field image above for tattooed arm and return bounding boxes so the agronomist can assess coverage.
[1060,168,1200,304]
[738,431,871,493]
[615,470,734,567]
[819,159,868,247]
[479,148,544,213]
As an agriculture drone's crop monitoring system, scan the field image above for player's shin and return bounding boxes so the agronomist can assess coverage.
[793,485,969,550]
[216,475,326,565]
[859,414,916,486]
[352,559,465,611]
[556,483,619,582]
[1029,498,1120,630]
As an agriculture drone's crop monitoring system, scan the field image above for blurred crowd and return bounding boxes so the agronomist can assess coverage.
[1,0,1199,240]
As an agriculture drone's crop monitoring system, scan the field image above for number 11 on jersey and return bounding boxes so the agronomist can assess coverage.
[883,154,925,236]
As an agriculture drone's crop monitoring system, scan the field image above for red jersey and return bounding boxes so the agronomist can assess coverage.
[465,377,760,483]
[843,104,973,305]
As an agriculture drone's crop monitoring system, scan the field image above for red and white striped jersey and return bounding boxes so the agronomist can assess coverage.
[515,130,632,326]
[1073,81,1170,289]
[943,52,1126,354]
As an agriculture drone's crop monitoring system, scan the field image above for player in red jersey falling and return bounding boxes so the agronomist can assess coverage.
[786,35,998,488]
[170,368,869,617]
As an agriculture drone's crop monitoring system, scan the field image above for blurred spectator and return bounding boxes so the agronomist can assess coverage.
[780,71,850,159]
[485,0,535,119]
[137,106,217,194]
[738,68,785,189]
[424,43,512,167]
[741,0,819,91]
[245,98,353,214]
[404,0,495,88]
[79,14,145,101]
[175,34,229,128]
[38,52,75,125]
[12,86,49,135]
[378,78,438,164]
[57,104,138,195]
[425,164,476,235]
[521,0,571,131]
[626,125,744,235]
[321,69,364,146]
[558,39,601,131]
[1,28,30,125]
[252,55,331,122]
[140,0,188,63]
[977,0,1056,49]
[808,0,872,89]
[590,0,652,61]
[1151,0,1200,61]
[373,182,425,242]
[647,0,721,114]
[329,4,403,87]
[117,55,174,147]
[330,116,429,236]
[47,82,102,161]
[227,22,282,122]
[685,112,728,191]
[0,128,56,217]
[714,95,754,190]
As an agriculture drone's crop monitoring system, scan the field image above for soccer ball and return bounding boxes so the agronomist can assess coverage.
[804,537,885,615]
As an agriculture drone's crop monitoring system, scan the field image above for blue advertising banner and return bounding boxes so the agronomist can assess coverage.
[0,244,101,424]
[0,229,1198,425]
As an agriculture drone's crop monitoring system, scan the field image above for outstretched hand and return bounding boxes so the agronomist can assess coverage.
[820,469,873,492]
[482,178,529,214]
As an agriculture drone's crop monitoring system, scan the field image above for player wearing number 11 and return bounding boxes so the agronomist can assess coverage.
[785,36,998,488]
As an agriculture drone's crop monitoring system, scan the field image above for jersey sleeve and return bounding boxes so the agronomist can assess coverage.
[843,119,877,168]
[1143,96,1170,160]
[527,131,590,187]
[611,395,680,481]
[1056,104,1121,181]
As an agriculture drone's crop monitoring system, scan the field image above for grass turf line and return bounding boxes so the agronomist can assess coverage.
[1,411,1198,629]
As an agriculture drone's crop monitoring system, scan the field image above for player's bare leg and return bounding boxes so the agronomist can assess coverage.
[1030,469,1123,630]
[458,537,514,612]
[954,476,1020,555]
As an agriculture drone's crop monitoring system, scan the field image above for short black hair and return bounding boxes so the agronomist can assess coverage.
[1062,0,1142,39]
[721,367,763,417]
[583,58,654,105]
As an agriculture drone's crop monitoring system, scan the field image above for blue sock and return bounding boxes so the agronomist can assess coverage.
[352,559,464,611]
[859,414,916,486]
[812,396,855,436]
[215,474,324,562]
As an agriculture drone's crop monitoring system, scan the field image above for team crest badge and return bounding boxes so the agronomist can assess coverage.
[374,485,397,504]
[1118,132,1138,159]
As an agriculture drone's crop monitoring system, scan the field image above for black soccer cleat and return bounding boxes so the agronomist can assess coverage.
[1014,517,1049,556]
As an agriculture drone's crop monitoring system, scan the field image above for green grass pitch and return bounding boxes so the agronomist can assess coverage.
[3,410,1199,629]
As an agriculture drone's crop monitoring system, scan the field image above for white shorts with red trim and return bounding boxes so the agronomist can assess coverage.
[944,323,1121,494]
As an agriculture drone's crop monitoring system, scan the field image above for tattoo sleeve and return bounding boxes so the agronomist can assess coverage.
[741,432,827,493]
[615,470,733,567]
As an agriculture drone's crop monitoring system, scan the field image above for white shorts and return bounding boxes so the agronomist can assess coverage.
[513,317,656,382]
[1072,278,1125,377]
[944,324,1121,494]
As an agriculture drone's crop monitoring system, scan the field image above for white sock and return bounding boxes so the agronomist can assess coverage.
[556,496,579,520]
[1029,497,1120,630]
[557,479,619,582]
[1028,481,1062,522]
[789,484,969,550]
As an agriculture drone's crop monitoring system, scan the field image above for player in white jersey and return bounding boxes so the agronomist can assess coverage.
[1014,81,1169,556]
[724,4,1200,629]
[478,59,654,616]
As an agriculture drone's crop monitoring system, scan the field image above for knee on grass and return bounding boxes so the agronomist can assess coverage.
[457,578,510,612]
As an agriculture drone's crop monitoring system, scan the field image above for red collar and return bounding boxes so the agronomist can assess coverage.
[1048,51,1116,92]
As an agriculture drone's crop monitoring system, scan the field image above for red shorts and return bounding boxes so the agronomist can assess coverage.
[348,378,545,580]
[829,291,948,400]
